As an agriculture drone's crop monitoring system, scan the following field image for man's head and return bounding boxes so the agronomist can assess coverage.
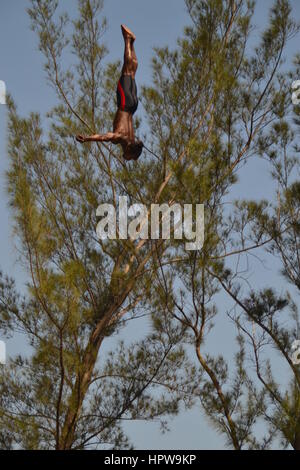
[123,140,144,161]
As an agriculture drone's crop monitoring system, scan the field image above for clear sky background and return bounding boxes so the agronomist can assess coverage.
[0,0,300,450]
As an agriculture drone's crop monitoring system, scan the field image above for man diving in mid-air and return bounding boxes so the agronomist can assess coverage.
[76,24,144,161]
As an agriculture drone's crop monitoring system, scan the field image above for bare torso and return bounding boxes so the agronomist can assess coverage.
[113,109,135,143]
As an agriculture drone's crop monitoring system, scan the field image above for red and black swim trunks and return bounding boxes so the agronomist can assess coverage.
[117,75,138,115]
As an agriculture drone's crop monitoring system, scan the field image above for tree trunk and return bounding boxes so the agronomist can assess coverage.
[58,298,124,449]
[293,425,300,451]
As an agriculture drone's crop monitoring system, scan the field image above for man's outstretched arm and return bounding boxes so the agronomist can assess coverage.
[76,132,125,144]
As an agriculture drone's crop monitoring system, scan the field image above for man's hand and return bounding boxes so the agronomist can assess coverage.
[76,134,87,143]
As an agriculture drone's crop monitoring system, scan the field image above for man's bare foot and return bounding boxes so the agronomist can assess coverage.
[121,24,136,41]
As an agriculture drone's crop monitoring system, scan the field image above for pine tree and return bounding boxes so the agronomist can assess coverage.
[215,52,300,449]
[0,0,195,449]
[141,0,300,449]
[0,0,299,450]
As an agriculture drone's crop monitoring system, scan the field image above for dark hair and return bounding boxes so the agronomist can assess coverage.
[125,140,144,161]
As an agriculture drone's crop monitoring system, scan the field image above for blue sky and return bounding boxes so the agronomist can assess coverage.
[0,0,300,450]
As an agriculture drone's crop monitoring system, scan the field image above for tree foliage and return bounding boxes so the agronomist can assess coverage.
[0,0,299,450]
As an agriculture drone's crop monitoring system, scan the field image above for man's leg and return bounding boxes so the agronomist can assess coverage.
[130,41,138,76]
[121,25,137,76]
